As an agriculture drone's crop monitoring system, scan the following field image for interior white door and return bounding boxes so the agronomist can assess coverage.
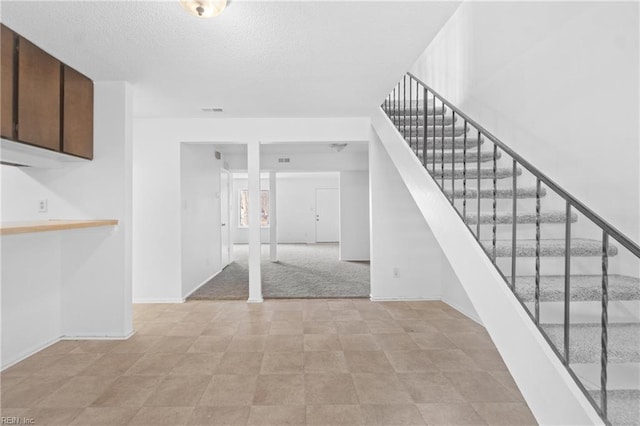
[315,188,339,243]
[220,170,231,267]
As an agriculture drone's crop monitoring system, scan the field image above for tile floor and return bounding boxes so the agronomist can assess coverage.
[0,299,537,425]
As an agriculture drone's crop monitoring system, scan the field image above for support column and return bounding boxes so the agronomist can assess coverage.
[247,141,263,303]
[269,171,278,262]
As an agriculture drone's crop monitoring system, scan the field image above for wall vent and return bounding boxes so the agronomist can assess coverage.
[278,157,291,163]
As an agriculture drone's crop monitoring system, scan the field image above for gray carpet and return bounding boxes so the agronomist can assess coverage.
[188,243,370,300]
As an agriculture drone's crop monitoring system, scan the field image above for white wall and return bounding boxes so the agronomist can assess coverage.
[339,171,370,261]
[133,117,369,301]
[231,173,341,245]
[369,126,475,312]
[180,144,223,299]
[411,1,640,246]
[1,82,133,367]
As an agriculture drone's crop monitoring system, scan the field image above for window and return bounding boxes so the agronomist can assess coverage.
[239,190,269,228]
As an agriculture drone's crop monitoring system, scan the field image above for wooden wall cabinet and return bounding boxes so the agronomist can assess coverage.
[1,24,93,160]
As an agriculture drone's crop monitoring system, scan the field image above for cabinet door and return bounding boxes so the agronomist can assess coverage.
[1,25,16,140]
[63,65,93,159]
[17,37,60,151]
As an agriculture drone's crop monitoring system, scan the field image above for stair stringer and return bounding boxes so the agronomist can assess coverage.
[371,107,603,426]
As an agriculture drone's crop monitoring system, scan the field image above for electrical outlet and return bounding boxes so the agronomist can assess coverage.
[393,267,400,278]
[38,199,48,213]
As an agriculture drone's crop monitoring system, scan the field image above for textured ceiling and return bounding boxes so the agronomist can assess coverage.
[1,1,460,118]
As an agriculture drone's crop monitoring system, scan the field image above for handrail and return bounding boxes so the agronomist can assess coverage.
[406,72,640,257]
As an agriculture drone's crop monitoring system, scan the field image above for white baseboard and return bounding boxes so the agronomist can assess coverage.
[61,330,135,340]
[182,269,223,301]
[369,295,441,302]
[1,336,61,371]
[247,298,264,303]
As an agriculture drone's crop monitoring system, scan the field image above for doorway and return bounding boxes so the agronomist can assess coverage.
[220,169,232,268]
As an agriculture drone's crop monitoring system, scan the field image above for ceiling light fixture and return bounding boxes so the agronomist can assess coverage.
[180,0,228,18]
[330,143,348,152]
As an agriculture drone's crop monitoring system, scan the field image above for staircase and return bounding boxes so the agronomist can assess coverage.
[383,74,640,426]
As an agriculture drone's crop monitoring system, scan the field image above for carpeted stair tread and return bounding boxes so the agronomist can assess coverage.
[465,210,578,225]
[588,390,640,426]
[433,167,521,180]
[417,150,500,164]
[393,115,455,126]
[400,125,467,138]
[444,187,547,199]
[542,323,640,364]
[410,137,485,150]
[481,238,619,257]
[511,274,640,302]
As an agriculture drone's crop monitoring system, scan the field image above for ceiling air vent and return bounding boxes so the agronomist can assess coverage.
[201,107,223,113]
[278,158,291,163]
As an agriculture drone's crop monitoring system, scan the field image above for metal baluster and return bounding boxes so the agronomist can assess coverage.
[564,201,572,365]
[451,111,456,204]
[393,83,396,123]
[492,144,497,262]
[601,231,609,419]
[476,130,481,239]
[403,75,407,143]
[511,159,517,291]
[432,95,436,172]
[462,121,468,220]
[441,102,445,188]
[535,178,541,324]
[422,87,428,169]
[409,77,413,153]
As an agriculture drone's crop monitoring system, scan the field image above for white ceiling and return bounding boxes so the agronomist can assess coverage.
[1,0,460,118]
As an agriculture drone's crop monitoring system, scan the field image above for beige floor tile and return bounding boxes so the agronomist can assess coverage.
[365,320,404,334]
[426,349,481,371]
[409,331,456,350]
[38,376,116,408]
[304,373,359,405]
[344,351,394,373]
[351,373,413,404]
[128,406,194,425]
[303,321,337,334]
[361,404,426,425]
[359,309,393,320]
[339,334,380,351]
[188,406,250,425]
[37,340,80,356]
[144,375,210,407]
[34,353,102,376]
[472,402,537,425]
[306,404,363,425]
[215,352,263,375]
[269,321,304,335]
[416,402,487,425]
[272,311,303,322]
[187,335,232,353]
[166,322,209,337]
[304,351,348,373]
[303,334,342,351]
[1,376,71,408]
[135,321,174,336]
[444,371,523,402]
[247,405,306,425]
[462,348,508,371]
[198,375,258,406]
[124,353,184,376]
[385,351,438,373]
[446,331,495,350]
[69,406,139,425]
[236,322,272,336]
[146,336,198,353]
[331,309,362,321]
[327,300,355,311]
[227,335,267,352]
[201,323,239,336]
[69,340,121,354]
[396,320,438,334]
[170,353,224,375]
[79,353,143,376]
[397,372,465,403]
[1,354,63,377]
[264,335,303,352]
[91,375,163,407]
[182,311,219,323]
[109,335,162,353]
[488,370,521,394]
[303,309,333,321]
[335,320,370,335]
[374,333,420,351]
[431,318,485,334]
[260,352,304,374]
[253,374,304,405]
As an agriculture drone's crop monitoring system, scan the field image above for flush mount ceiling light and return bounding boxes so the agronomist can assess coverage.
[330,143,348,152]
[180,0,228,18]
